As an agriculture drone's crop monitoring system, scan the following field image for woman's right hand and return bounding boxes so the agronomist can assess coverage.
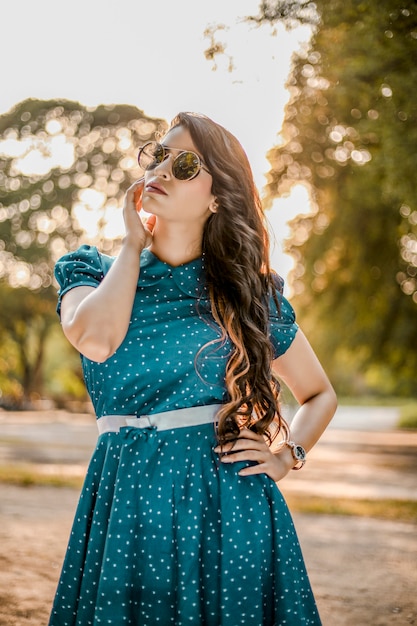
[61,179,156,362]
[123,178,156,252]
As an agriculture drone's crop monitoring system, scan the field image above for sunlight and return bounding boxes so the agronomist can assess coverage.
[10,262,31,288]
[0,134,75,176]
[79,189,106,211]
[0,0,314,282]
[72,203,100,238]
[102,202,126,240]
[268,184,314,289]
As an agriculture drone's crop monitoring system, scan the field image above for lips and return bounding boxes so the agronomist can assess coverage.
[145,181,167,195]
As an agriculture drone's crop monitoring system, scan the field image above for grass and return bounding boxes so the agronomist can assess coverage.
[0,464,84,489]
[285,493,417,524]
[397,403,417,430]
[1,464,416,524]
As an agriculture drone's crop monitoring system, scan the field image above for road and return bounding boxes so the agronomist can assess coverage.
[0,405,416,502]
[284,405,417,501]
[0,406,416,626]
[326,404,400,431]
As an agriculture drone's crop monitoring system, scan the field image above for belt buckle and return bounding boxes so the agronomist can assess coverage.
[125,415,153,429]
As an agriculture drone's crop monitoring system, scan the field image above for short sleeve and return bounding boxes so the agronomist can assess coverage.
[268,274,298,359]
[54,245,109,315]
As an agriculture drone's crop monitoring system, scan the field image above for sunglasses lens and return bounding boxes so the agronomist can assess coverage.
[138,142,165,170]
[138,143,204,180]
[172,152,200,180]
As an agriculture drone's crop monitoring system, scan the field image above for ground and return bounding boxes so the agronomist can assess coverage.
[0,409,416,625]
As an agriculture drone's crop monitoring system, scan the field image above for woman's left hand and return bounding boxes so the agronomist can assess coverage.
[214,429,294,482]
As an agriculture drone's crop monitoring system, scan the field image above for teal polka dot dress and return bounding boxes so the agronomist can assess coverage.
[49,245,322,626]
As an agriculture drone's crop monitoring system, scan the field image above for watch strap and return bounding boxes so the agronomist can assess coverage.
[285,440,307,470]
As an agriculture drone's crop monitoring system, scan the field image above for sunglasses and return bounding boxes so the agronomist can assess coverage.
[137,141,210,181]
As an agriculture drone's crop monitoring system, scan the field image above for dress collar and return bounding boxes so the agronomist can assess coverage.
[138,248,208,299]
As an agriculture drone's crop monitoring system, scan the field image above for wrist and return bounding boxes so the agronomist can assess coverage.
[274,446,297,472]
[122,234,146,255]
[275,440,307,470]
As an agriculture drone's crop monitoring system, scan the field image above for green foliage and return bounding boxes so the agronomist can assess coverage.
[0,334,23,404]
[204,0,318,71]
[263,0,417,394]
[0,98,165,286]
[43,325,87,402]
[0,99,166,405]
[397,403,417,430]
[245,0,319,29]
[0,282,57,403]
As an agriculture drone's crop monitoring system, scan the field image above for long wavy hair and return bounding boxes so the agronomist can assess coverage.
[168,112,289,446]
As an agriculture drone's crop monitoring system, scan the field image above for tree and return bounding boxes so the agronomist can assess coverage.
[0,283,56,404]
[0,99,165,405]
[259,0,417,395]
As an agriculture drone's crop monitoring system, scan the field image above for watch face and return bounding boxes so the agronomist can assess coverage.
[294,445,307,461]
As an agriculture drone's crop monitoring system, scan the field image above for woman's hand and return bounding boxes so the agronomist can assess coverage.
[60,178,158,362]
[214,429,294,482]
[123,179,156,252]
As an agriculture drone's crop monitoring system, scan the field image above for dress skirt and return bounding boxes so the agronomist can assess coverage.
[49,421,322,626]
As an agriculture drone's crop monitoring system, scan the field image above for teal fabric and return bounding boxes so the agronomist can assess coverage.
[49,246,321,626]
[54,245,298,419]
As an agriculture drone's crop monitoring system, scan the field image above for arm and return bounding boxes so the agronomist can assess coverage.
[60,180,155,362]
[270,328,338,469]
[215,329,337,481]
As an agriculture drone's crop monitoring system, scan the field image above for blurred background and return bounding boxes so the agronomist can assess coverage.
[1,3,417,624]
[0,0,416,415]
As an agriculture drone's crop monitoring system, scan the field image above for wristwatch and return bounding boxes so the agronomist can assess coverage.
[285,440,307,470]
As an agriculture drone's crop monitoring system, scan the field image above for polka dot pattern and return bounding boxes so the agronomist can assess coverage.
[49,246,320,625]
[54,245,298,420]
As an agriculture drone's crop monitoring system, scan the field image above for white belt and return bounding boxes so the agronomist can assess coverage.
[96,404,222,435]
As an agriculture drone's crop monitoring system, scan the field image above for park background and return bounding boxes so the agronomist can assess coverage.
[0,0,416,414]
[0,1,417,624]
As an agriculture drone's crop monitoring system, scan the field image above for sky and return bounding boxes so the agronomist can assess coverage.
[2,0,312,283]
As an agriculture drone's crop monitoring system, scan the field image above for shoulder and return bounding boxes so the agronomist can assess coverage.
[268,272,294,319]
[268,272,298,357]
[54,245,115,283]
[54,246,116,314]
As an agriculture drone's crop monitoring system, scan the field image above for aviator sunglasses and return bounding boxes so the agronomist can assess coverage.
[138,141,210,181]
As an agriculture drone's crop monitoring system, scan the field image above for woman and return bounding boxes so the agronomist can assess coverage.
[49,112,337,625]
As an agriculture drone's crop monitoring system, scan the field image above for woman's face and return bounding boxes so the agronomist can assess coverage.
[141,126,216,225]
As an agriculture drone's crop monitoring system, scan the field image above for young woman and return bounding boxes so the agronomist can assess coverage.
[49,112,337,625]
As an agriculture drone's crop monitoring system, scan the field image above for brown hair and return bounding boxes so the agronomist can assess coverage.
[169,112,289,445]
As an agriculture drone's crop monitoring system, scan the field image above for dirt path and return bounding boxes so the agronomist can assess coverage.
[0,409,416,625]
[0,484,416,626]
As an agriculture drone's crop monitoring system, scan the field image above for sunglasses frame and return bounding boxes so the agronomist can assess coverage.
[138,141,211,181]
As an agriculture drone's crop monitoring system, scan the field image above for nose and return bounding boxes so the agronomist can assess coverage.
[152,154,173,179]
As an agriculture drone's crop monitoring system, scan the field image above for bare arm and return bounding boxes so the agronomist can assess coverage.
[215,329,337,481]
[270,328,337,467]
[60,180,155,362]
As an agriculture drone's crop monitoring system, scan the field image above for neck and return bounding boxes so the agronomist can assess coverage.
[148,219,204,266]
